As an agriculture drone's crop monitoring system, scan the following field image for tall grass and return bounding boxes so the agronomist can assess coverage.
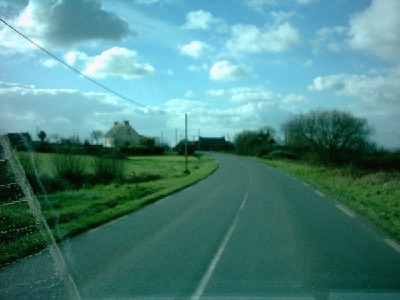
[52,154,86,187]
[92,156,125,183]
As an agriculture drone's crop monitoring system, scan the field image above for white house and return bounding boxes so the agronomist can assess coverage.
[103,120,141,148]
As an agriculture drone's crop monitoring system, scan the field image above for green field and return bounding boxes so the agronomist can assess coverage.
[258,158,400,242]
[1,154,218,266]
[42,155,219,239]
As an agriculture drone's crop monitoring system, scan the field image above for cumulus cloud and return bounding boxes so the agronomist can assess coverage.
[308,70,400,148]
[0,81,163,139]
[229,87,276,103]
[40,58,58,68]
[312,26,346,53]
[209,61,249,81]
[83,47,155,80]
[308,72,400,105]
[179,41,211,59]
[347,0,400,61]
[208,86,309,109]
[226,22,301,54]
[64,50,89,66]
[8,0,130,48]
[163,97,265,137]
[182,10,223,30]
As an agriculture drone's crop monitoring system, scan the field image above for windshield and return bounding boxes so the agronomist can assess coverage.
[1,0,400,299]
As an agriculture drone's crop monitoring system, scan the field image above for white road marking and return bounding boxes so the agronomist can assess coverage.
[335,204,355,218]
[315,190,325,197]
[191,192,248,300]
[384,238,400,254]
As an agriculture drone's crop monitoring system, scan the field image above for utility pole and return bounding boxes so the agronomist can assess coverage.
[184,113,189,174]
[198,128,201,151]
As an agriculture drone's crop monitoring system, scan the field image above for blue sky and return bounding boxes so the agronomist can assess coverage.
[0,0,399,148]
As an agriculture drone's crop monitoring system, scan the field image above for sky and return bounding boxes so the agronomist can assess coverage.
[0,0,399,148]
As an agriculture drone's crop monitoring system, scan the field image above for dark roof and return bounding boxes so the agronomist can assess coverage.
[104,120,138,138]
[199,137,226,145]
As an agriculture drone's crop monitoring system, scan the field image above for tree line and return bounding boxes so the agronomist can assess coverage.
[234,109,400,171]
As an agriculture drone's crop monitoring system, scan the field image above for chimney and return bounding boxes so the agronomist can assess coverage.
[114,121,119,125]
[124,120,129,126]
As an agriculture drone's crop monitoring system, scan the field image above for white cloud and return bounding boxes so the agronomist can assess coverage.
[207,86,309,111]
[165,98,206,113]
[40,58,58,68]
[182,10,223,30]
[209,61,249,81]
[245,0,277,11]
[229,87,276,103]
[308,72,400,105]
[163,97,265,137]
[270,10,298,24]
[83,47,155,80]
[347,0,400,61]
[179,41,211,59]
[312,26,346,53]
[226,22,301,54]
[64,51,88,66]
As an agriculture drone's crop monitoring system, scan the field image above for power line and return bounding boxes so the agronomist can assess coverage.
[0,17,149,109]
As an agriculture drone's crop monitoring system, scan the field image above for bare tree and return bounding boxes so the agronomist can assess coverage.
[91,130,104,145]
[282,109,373,164]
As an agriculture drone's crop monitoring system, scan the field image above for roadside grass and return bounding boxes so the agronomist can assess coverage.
[1,154,218,266]
[258,158,400,242]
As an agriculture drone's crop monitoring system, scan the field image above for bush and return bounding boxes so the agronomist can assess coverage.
[92,157,125,184]
[265,149,298,160]
[52,154,87,188]
[355,150,400,172]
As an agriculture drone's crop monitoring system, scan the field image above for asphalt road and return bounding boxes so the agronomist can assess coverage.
[1,153,400,299]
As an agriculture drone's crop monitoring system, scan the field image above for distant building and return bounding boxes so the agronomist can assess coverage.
[103,120,141,148]
[196,137,234,151]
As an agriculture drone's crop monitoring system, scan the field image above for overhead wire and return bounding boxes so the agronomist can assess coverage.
[0,17,150,109]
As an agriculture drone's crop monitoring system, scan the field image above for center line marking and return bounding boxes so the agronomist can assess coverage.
[336,204,355,217]
[384,238,400,253]
[191,193,248,300]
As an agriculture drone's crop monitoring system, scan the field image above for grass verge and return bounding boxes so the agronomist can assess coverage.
[1,154,218,266]
[257,158,400,242]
